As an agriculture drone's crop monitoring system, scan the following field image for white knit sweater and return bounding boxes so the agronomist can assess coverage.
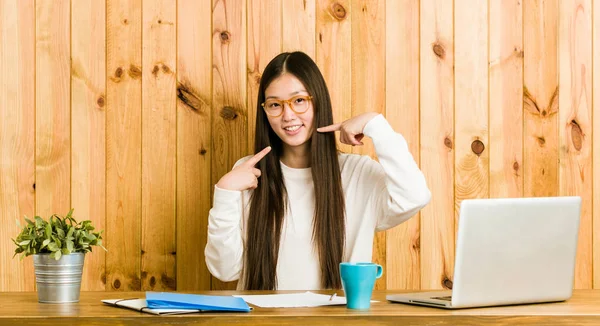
[205,114,431,290]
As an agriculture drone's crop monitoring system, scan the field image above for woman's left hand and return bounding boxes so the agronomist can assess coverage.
[317,112,379,146]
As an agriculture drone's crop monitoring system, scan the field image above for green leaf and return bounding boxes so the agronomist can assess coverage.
[50,250,62,260]
[24,218,34,226]
[41,239,51,249]
[66,240,74,252]
[56,228,65,239]
[62,248,70,255]
[47,242,59,252]
[45,223,52,238]
[67,226,74,239]
[18,240,31,246]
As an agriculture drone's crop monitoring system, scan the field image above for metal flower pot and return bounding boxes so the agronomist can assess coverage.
[33,253,85,303]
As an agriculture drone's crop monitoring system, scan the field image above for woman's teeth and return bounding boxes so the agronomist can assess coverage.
[284,125,301,131]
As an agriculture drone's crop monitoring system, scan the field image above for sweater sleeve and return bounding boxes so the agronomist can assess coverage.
[362,114,431,231]
[204,157,251,282]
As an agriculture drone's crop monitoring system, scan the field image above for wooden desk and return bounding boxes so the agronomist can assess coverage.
[2,290,600,325]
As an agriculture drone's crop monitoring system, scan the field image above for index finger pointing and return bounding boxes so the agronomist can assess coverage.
[245,146,272,166]
[317,123,341,133]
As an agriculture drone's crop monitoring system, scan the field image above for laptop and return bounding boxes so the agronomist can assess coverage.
[387,196,581,309]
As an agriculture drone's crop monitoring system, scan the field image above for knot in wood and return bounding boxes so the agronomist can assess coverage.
[330,3,347,20]
[444,137,453,149]
[220,31,230,43]
[471,139,485,155]
[443,278,453,289]
[220,106,238,120]
[570,120,583,151]
[433,43,445,58]
[97,96,105,108]
[113,279,121,289]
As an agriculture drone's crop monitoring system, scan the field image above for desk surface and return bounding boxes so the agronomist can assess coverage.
[2,290,600,325]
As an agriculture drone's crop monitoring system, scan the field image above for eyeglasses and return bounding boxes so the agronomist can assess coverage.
[261,95,313,117]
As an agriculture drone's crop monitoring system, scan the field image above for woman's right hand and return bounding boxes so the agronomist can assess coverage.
[216,146,272,191]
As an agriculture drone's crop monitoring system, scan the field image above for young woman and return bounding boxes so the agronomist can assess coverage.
[205,51,431,290]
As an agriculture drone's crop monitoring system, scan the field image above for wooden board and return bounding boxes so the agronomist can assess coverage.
[489,0,523,199]
[316,0,352,154]
[283,0,316,58]
[593,0,600,290]
[0,0,35,292]
[558,0,592,289]
[454,0,489,235]
[247,0,281,153]
[176,0,212,292]
[71,0,107,291]
[351,0,386,290]
[211,0,247,290]
[419,0,455,290]
[384,0,420,290]
[35,0,70,218]
[106,0,142,291]
[523,0,559,198]
[141,0,177,291]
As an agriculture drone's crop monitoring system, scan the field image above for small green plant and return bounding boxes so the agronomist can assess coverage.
[12,209,106,260]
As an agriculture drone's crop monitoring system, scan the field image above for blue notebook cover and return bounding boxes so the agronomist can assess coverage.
[146,292,251,312]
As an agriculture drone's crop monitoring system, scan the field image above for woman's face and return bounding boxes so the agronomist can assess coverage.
[263,73,314,149]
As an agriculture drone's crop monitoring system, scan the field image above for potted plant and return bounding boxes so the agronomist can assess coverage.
[12,209,106,303]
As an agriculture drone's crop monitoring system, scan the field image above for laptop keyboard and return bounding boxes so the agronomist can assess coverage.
[431,296,452,301]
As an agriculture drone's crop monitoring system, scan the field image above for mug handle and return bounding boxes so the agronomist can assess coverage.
[375,264,383,279]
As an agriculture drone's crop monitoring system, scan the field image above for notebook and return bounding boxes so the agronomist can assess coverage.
[145,292,252,312]
[102,298,200,315]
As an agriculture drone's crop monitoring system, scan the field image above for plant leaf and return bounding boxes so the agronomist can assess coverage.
[45,223,52,238]
[47,242,59,252]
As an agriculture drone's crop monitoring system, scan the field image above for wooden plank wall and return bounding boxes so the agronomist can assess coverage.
[1,0,600,292]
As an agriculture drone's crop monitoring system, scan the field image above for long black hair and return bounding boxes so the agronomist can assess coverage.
[243,52,346,290]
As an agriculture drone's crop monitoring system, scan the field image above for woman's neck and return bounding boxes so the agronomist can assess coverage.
[281,143,311,168]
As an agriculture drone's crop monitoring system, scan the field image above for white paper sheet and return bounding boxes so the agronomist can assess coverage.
[234,291,347,308]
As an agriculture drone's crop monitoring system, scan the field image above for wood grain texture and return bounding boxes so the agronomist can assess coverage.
[211,0,247,290]
[176,0,212,292]
[141,0,177,292]
[71,0,107,292]
[35,0,70,218]
[106,0,142,291]
[247,0,281,153]
[4,290,600,325]
[385,0,420,290]
[593,0,600,290]
[351,0,385,290]
[316,0,352,154]
[558,0,592,289]
[419,0,454,291]
[454,0,489,229]
[0,0,35,292]
[489,0,523,199]
[523,0,559,198]
[283,0,316,58]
